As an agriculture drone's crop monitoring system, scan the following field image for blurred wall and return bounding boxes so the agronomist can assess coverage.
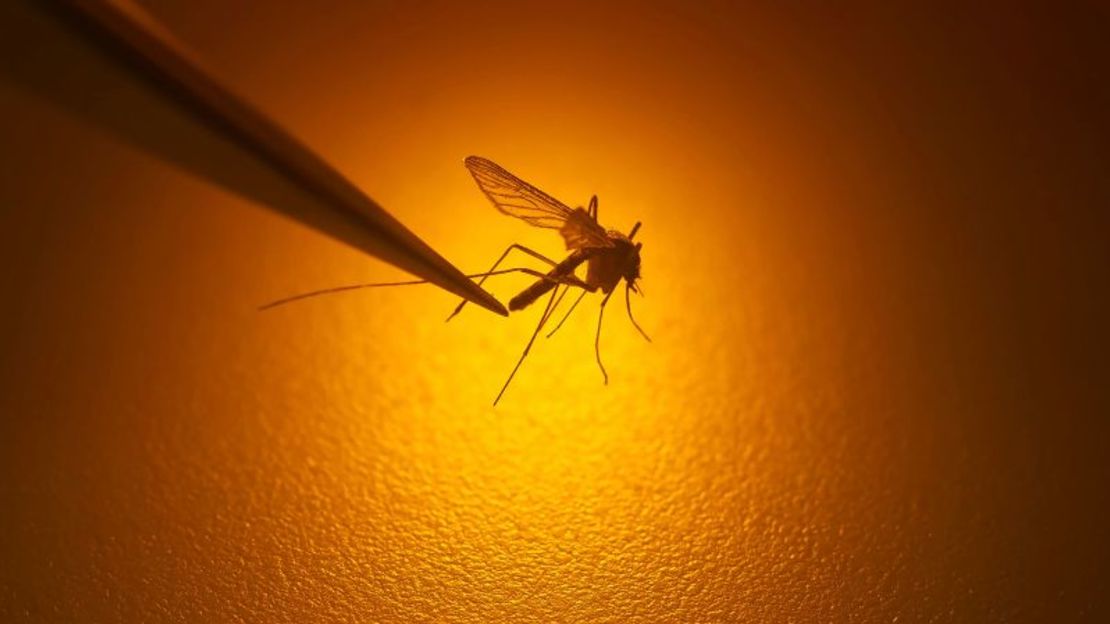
[1,1,1108,621]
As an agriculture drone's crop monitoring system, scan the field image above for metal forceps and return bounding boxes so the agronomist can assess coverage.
[6,0,507,316]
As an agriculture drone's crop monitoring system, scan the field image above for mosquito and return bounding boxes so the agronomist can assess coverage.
[260,156,651,405]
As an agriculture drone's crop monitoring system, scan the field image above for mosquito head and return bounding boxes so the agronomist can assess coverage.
[623,240,644,293]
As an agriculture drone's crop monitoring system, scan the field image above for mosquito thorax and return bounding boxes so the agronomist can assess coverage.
[625,252,642,285]
[606,232,642,286]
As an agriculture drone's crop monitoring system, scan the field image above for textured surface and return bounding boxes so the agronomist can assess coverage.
[2,1,1108,622]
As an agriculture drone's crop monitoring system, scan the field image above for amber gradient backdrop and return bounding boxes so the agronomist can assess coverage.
[2,1,1108,621]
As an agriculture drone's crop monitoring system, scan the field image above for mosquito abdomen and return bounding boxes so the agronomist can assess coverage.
[510,279,557,311]
[509,249,591,311]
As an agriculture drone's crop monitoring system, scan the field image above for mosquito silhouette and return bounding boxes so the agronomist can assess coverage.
[261,156,651,405]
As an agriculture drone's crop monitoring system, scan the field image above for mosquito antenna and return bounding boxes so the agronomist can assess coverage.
[625,283,651,342]
[628,221,641,239]
[546,288,588,338]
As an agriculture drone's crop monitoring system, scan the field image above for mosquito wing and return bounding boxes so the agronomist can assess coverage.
[465,156,613,249]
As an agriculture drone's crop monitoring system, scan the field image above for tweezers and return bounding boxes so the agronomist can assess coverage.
[50,0,508,316]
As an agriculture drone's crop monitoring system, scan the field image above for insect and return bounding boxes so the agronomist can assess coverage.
[261,156,651,405]
[453,156,651,404]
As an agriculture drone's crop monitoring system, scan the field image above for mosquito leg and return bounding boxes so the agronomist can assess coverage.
[474,267,572,284]
[494,285,562,406]
[594,289,616,385]
[259,279,427,310]
[260,266,578,311]
[625,283,651,342]
[548,283,570,317]
[545,289,588,338]
[447,243,559,321]
[544,279,594,315]
[472,268,590,296]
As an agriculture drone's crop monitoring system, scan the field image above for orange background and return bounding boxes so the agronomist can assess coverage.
[1,1,1108,621]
